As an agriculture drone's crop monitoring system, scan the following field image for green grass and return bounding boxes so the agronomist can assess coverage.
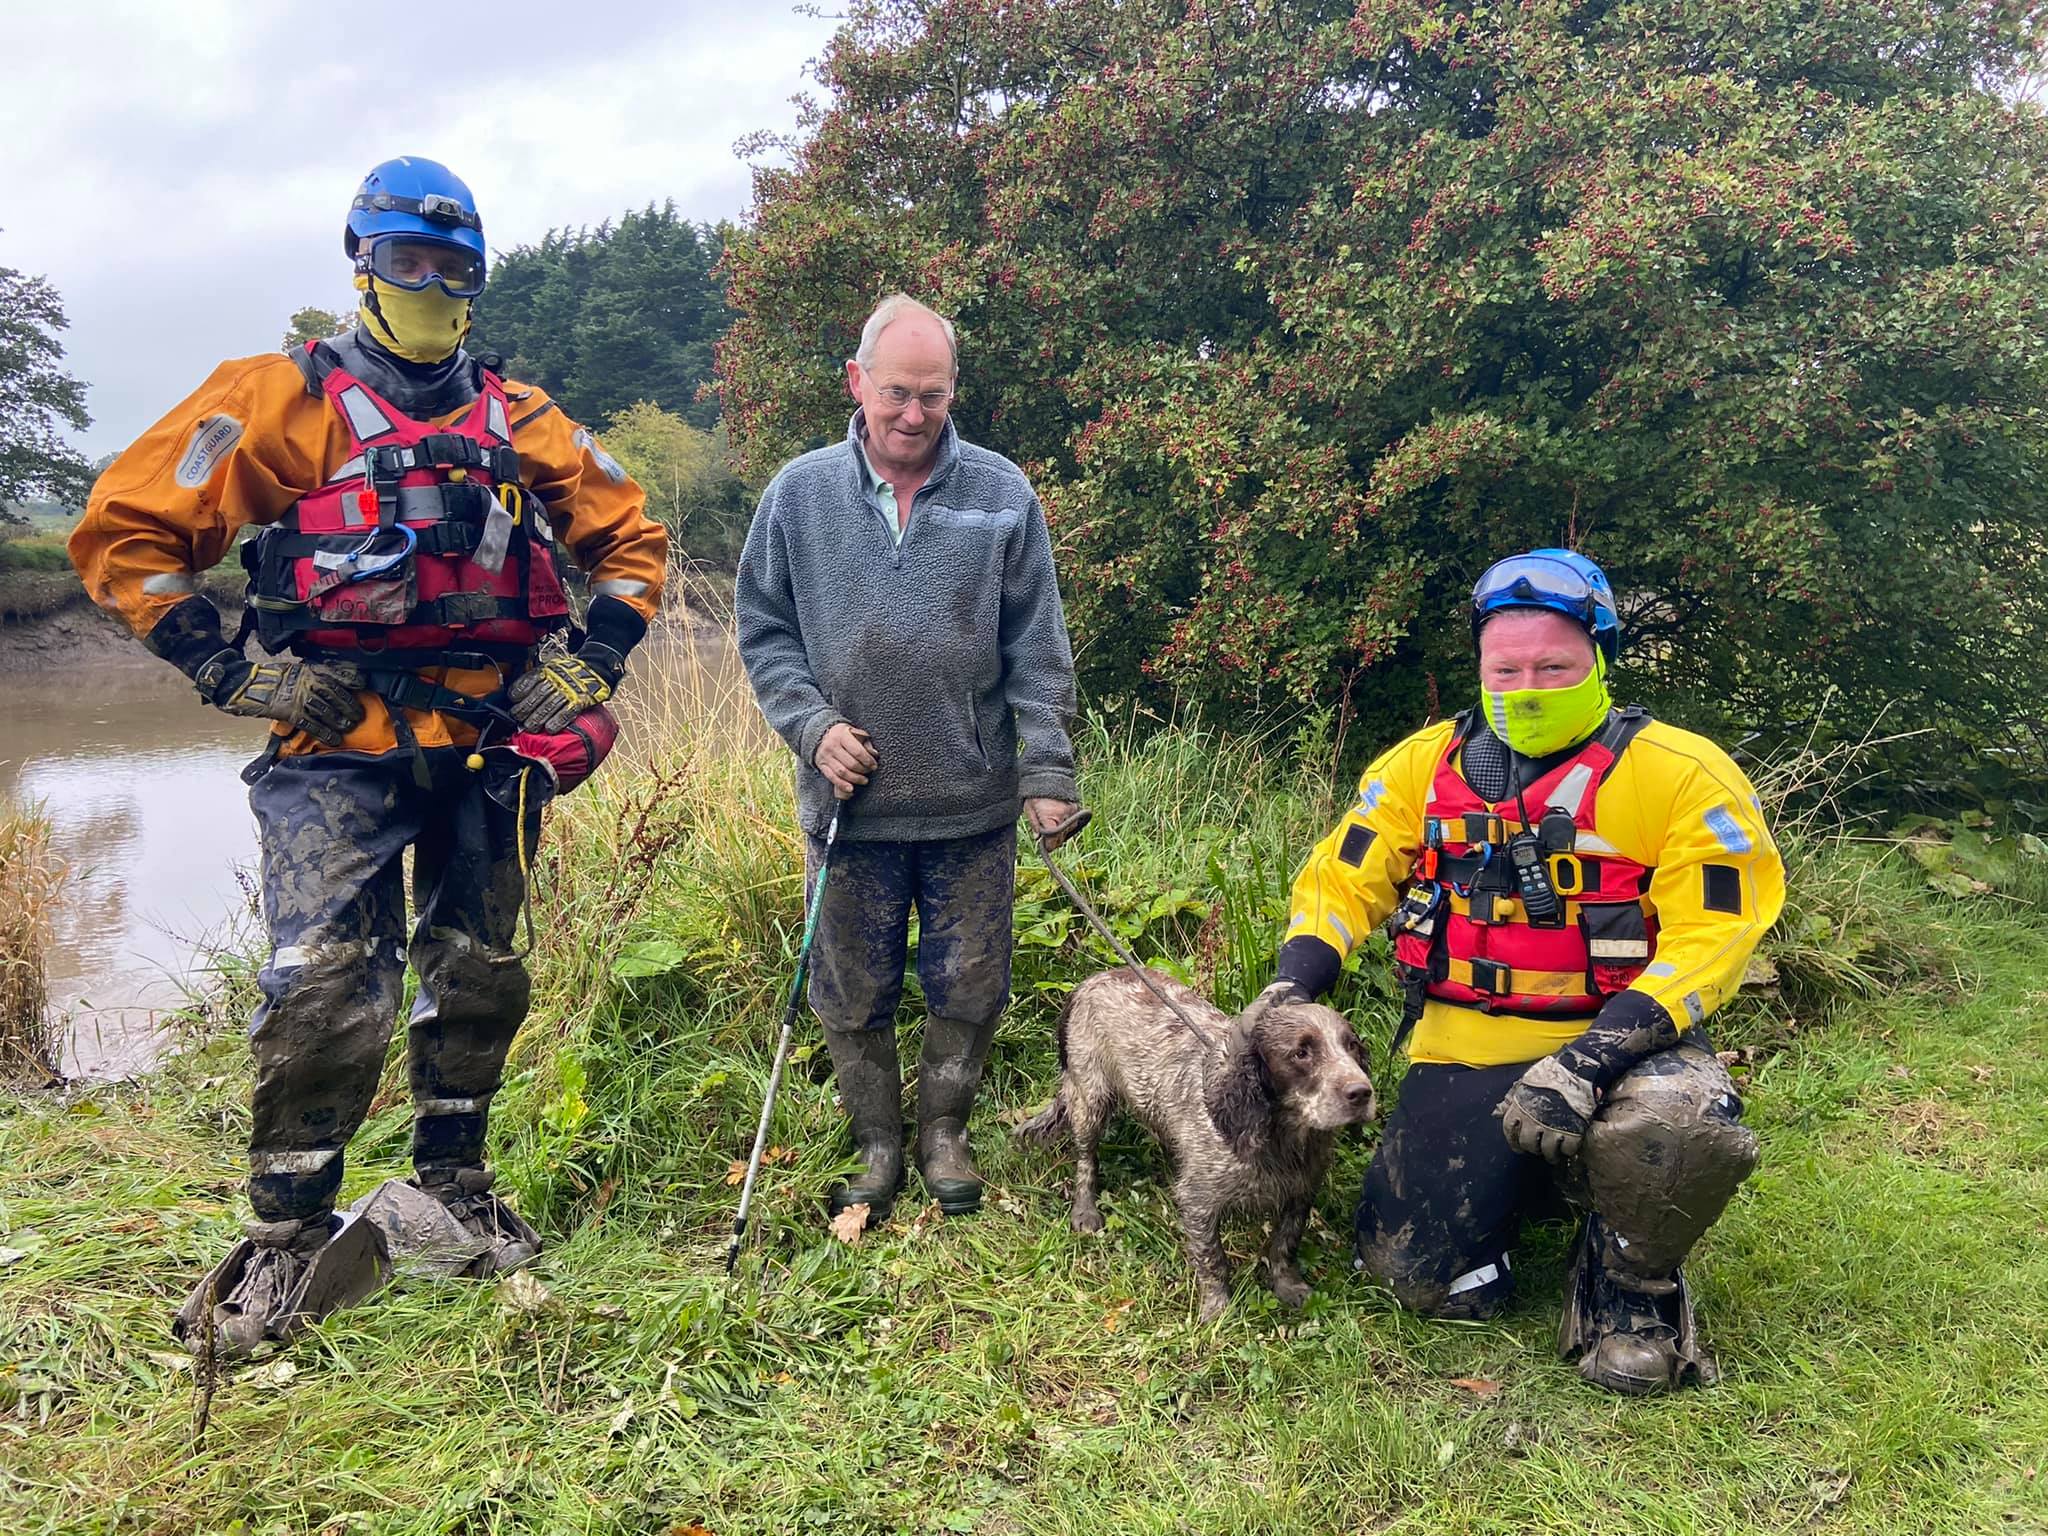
[2,697,2045,1535]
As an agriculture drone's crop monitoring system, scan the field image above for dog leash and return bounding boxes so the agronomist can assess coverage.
[1032,808,1220,1052]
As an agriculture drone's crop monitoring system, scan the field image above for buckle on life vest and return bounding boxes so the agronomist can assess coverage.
[1467,957,1512,996]
[1462,812,1508,846]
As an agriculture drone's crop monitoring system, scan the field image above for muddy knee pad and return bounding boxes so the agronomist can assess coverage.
[1581,1042,1758,1277]
[912,825,1017,1028]
[247,939,405,1223]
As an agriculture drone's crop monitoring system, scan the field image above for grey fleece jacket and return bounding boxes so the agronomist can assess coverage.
[736,413,1079,842]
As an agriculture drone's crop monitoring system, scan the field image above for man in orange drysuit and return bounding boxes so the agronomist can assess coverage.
[69,156,668,1354]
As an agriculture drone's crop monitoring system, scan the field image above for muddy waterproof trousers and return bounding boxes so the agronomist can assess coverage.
[1355,1033,1754,1317]
[244,747,539,1227]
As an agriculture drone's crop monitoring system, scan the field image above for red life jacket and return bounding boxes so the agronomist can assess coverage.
[1391,710,1656,1017]
[242,342,570,664]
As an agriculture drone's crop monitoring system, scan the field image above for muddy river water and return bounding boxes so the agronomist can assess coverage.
[2,621,748,1078]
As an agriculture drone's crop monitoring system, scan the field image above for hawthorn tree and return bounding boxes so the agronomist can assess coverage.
[719,0,2048,772]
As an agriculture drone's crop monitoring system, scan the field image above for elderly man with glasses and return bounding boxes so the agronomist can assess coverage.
[736,293,1082,1227]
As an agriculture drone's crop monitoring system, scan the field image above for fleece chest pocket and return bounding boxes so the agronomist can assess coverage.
[1580,900,1651,995]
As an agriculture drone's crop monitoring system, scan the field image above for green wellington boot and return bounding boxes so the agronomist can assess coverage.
[823,1026,905,1223]
[916,1014,999,1216]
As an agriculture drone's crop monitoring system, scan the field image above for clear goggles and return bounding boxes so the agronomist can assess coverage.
[363,236,486,299]
[1471,553,1602,622]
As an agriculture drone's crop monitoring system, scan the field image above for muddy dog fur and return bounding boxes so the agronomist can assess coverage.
[1017,969,1376,1320]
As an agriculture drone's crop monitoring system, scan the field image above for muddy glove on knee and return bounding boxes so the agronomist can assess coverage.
[508,640,625,734]
[1501,993,1682,1163]
[194,649,366,746]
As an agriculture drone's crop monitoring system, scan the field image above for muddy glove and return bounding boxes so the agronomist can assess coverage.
[195,650,365,746]
[1501,993,1684,1163]
[507,640,624,735]
[1500,1055,1599,1162]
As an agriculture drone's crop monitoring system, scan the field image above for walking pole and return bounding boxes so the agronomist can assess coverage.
[725,801,844,1275]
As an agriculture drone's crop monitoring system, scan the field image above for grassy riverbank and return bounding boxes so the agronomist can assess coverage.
[2,666,2045,1534]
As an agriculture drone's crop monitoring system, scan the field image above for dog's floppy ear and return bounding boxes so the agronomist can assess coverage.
[1204,1016,1274,1157]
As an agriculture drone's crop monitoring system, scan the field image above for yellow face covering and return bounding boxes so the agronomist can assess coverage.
[354,273,472,364]
[1482,653,1612,758]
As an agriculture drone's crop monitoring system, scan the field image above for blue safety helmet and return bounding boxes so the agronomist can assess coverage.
[1471,548,1622,665]
[344,157,487,294]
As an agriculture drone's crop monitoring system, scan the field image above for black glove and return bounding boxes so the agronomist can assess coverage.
[195,650,365,747]
[1499,1055,1598,1162]
[507,640,625,734]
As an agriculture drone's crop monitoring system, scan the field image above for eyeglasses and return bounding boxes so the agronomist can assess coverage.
[873,384,955,413]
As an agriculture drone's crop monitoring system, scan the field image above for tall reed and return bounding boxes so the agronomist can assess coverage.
[0,799,67,1081]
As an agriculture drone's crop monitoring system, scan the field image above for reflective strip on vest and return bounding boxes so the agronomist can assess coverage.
[1550,761,1597,817]
[592,578,650,599]
[336,384,396,442]
[141,571,198,596]
[486,393,511,442]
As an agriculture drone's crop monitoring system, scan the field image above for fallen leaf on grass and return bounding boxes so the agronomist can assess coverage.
[143,1351,193,1375]
[497,1270,558,1315]
[608,1398,635,1438]
[0,1249,25,1268]
[255,1360,297,1390]
[665,1524,717,1536]
[1970,1065,1996,1084]
[724,1161,746,1187]
[1448,1377,1502,1395]
[1101,1299,1135,1334]
[829,1204,871,1244]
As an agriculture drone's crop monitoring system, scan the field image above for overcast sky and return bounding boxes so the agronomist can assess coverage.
[0,1,843,458]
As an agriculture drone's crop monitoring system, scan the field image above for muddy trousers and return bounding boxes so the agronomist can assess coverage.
[1355,1034,1756,1317]
[244,747,539,1227]
[803,823,1017,1037]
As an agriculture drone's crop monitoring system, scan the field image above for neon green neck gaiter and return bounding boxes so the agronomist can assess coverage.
[354,273,471,364]
[1481,656,1612,758]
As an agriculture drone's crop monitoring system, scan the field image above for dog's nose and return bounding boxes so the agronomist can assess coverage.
[1346,1081,1375,1109]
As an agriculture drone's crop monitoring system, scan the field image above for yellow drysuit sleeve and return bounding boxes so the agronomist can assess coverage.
[1608,721,1786,1031]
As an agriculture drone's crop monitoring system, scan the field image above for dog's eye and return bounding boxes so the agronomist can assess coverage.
[1294,1041,1314,1061]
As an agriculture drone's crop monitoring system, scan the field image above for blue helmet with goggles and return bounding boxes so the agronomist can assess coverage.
[344,157,487,298]
[1471,548,1621,665]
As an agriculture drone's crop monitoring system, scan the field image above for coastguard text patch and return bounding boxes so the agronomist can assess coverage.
[173,414,243,489]
[574,428,627,484]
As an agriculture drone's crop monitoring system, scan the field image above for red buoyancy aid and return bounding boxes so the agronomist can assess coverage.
[1391,710,1656,1017]
[242,343,570,662]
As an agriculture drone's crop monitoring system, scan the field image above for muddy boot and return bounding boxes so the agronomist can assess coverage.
[821,1025,905,1222]
[1560,1214,1705,1395]
[414,1166,542,1276]
[916,1014,999,1217]
[173,1210,391,1359]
